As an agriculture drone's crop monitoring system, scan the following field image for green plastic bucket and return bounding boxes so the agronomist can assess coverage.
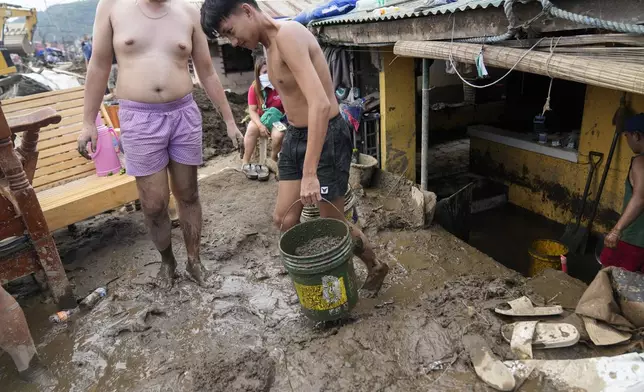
[279,218,359,321]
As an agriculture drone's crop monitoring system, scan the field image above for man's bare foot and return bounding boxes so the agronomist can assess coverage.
[156,259,176,289]
[186,259,210,287]
[156,246,177,289]
[361,263,389,296]
[19,356,58,391]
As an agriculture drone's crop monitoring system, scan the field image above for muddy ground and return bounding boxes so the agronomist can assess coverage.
[0,156,635,391]
[194,88,247,161]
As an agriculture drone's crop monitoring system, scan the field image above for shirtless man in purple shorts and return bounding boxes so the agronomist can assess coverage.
[78,0,243,288]
[201,0,389,294]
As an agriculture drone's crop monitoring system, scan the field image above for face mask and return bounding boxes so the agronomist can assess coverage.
[259,74,272,89]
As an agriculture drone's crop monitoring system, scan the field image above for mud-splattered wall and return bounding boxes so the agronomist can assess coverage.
[379,51,416,181]
[470,87,644,233]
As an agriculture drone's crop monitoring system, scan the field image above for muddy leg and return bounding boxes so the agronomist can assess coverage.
[169,161,208,286]
[136,169,176,289]
[320,197,389,297]
[0,287,57,389]
[272,180,303,231]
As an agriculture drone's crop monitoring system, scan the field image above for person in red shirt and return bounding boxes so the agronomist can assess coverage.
[242,56,285,180]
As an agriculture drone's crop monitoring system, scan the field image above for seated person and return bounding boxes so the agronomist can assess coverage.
[242,56,285,180]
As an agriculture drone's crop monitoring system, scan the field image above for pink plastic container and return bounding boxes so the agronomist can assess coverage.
[89,116,122,176]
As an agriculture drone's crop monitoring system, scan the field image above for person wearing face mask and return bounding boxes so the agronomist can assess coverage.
[242,56,285,181]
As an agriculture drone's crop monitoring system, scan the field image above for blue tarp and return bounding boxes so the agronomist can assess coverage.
[294,0,357,25]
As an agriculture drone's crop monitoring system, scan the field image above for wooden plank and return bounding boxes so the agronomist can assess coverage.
[43,106,83,121]
[36,151,88,170]
[38,143,78,159]
[39,133,80,151]
[35,171,94,193]
[1,86,83,105]
[101,105,114,128]
[33,164,95,189]
[39,124,82,142]
[38,176,139,231]
[36,150,82,169]
[8,110,81,131]
[40,113,83,132]
[5,99,84,119]
[34,157,90,177]
[37,173,133,203]
[2,90,84,114]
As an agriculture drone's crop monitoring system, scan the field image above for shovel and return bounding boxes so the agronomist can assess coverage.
[560,151,603,254]
[584,94,632,243]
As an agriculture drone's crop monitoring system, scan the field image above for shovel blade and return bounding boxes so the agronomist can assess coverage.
[561,225,589,255]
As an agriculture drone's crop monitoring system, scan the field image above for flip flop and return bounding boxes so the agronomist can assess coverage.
[256,164,269,182]
[463,334,516,391]
[501,321,580,359]
[242,164,258,180]
[495,296,563,317]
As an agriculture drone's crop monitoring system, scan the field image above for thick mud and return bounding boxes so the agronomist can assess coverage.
[294,236,342,256]
[0,162,631,391]
[193,88,247,161]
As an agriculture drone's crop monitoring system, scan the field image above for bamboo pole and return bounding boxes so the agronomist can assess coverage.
[394,41,644,95]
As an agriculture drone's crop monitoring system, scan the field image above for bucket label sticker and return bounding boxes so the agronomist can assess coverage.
[294,276,348,311]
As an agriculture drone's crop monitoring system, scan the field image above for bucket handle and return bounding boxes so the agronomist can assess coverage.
[279,197,352,234]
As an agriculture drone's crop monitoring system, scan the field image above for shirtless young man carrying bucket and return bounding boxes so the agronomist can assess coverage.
[200,0,390,294]
[78,0,243,288]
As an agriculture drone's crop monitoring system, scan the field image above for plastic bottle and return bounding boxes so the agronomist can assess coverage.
[351,148,360,164]
[560,255,568,274]
[49,307,79,323]
[80,287,107,310]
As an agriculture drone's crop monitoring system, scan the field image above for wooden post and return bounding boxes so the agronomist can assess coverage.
[379,50,416,181]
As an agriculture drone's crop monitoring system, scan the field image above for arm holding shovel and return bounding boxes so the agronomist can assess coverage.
[605,113,644,249]
[606,155,644,248]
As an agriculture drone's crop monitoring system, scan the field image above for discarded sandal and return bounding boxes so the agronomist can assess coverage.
[501,321,580,359]
[494,296,563,317]
[463,334,516,391]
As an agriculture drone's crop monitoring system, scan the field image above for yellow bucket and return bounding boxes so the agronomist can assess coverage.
[528,239,568,277]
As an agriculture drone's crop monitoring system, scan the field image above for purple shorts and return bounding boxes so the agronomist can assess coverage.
[118,93,202,177]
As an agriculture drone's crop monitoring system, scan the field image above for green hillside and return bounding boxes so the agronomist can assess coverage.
[34,0,98,43]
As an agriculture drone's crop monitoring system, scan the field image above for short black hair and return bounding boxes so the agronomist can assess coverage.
[200,0,260,39]
[625,113,644,135]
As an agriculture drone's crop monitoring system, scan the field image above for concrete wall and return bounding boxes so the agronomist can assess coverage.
[470,86,644,233]
[209,43,254,95]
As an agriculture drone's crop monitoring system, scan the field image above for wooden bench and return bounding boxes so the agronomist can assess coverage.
[2,87,139,231]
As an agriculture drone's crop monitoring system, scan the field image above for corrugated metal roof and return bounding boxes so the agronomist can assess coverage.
[190,0,326,19]
[311,0,504,26]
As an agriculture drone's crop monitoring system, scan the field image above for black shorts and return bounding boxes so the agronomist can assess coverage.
[278,114,351,201]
